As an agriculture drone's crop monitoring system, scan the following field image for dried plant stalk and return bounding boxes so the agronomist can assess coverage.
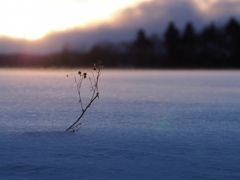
[66,60,103,131]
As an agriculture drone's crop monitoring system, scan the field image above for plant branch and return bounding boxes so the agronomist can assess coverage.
[66,93,99,131]
[66,60,102,131]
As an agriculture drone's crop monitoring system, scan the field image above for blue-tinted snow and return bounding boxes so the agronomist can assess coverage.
[0,69,240,179]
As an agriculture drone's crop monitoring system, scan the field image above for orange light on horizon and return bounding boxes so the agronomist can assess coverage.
[0,0,147,40]
[192,0,240,15]
[193,0,218,11]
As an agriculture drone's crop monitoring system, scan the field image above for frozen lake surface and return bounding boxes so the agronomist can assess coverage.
[0,69,240,179]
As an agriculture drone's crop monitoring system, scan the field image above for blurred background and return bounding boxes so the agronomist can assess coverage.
[0,0,240,68]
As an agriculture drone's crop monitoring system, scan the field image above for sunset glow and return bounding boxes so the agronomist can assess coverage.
[0,0,145,40]
[193,0,240,12]
[193,0,218,11]
[0,0,239,54]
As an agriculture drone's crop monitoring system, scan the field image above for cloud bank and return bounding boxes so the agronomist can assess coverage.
[0,0,240,54]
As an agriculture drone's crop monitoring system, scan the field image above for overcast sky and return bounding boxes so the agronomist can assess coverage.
[0,0,240,54]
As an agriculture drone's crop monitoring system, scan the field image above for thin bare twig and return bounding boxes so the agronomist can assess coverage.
[65,93,99,131]
[66,60,103,131]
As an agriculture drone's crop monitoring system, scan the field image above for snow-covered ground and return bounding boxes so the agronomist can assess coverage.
[0,69,240,179]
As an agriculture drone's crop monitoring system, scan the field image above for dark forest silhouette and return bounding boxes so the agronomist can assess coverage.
[1,17,240,68]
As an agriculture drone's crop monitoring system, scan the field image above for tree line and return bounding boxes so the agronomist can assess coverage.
[1,17,240,68]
